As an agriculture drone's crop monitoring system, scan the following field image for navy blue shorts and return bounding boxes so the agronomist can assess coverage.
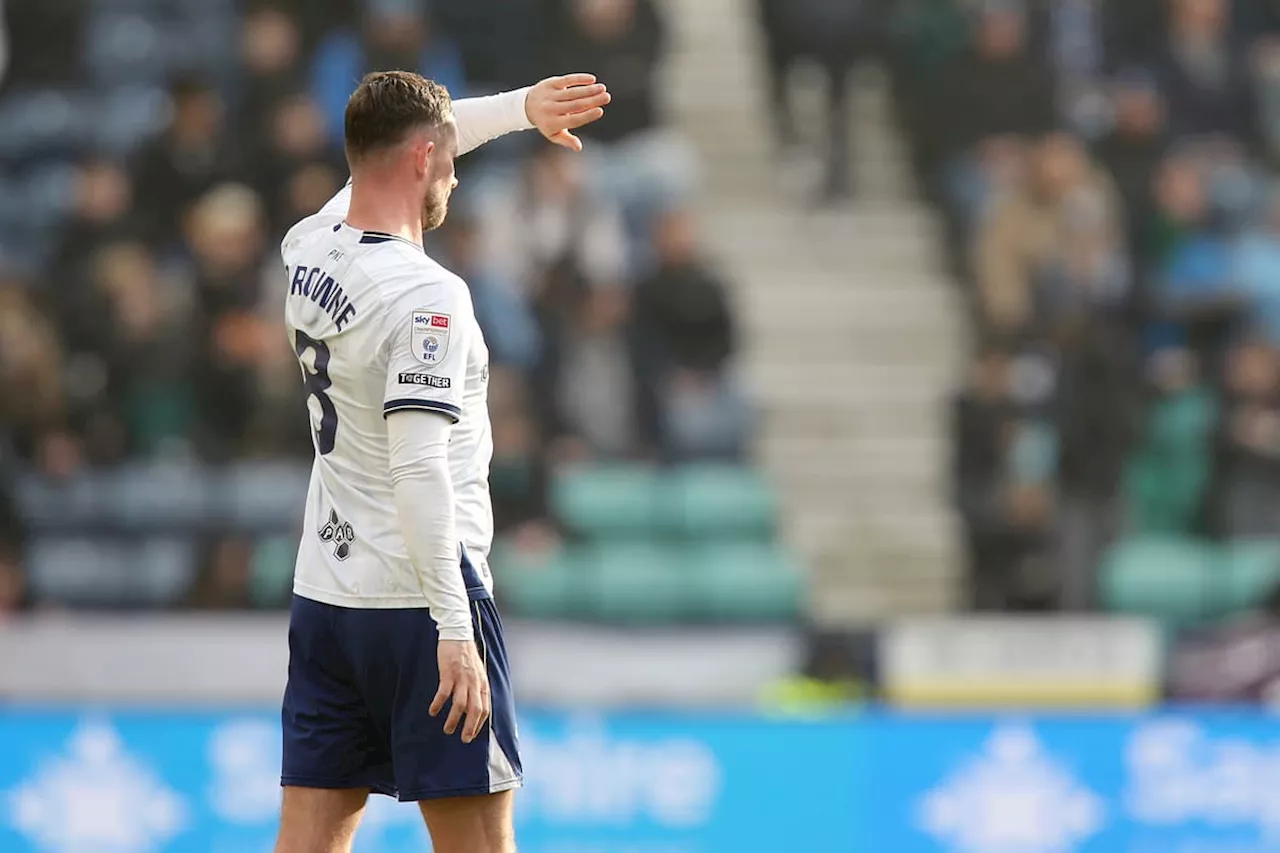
[280,591,523,801]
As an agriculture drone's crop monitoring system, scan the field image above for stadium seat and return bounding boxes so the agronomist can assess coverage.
[550,464,661,538]
[658,464,778,539]
[691,541,804,622]
[1221,539,1280,615]
[583,543,694,623]
[1098,535,1217,627]
[490,539,583,619]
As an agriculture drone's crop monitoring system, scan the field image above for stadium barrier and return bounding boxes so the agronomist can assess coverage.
[3,707,1280,852]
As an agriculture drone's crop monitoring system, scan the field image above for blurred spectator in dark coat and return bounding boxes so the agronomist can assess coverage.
[0,0,82,90]
[250,92,345,236]
[61,241,197,461]
[936,7,1056,163]
[130,77,242,248]
[1215,340,1280,536]
[952,345,1058,610]
[48,159,141,298]
[1094,71,1169,259]
[239,4,306,143]
[183,184,274,459]
[634,207,750,460]
[312,0,465,146]
[535,278,650,464]
[755,0,867,201]
[549,0,664,144]
[1155,0,1258,145]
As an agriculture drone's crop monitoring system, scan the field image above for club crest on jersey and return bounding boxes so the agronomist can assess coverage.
[319,509,356,560]
[411,311,450,365]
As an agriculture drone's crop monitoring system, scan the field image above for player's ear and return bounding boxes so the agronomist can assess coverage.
[413,137,435,178]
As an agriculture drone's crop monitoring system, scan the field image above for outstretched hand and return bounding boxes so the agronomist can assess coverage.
[524,73,611,152]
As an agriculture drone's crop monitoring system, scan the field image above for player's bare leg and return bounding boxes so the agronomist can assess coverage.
[275,786,370,853]
[419,789,516,853]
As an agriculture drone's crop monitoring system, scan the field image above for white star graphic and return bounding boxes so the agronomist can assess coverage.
[7,720,187,853]
[919,723,1104,853]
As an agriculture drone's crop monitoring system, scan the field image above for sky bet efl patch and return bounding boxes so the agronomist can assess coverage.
[397,372,451,389]
[411,311,450,365]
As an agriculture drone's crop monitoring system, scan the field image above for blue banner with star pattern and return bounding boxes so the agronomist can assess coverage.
[5,709,1280,852]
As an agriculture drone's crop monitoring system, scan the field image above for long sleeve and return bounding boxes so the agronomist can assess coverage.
[386,409,472,641]
[452,88,534,156]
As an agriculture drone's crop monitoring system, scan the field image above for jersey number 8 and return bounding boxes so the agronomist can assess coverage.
[295,330,338,455]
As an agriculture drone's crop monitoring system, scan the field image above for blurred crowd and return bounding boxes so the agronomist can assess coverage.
[881,0,1280,613]
[0,0,753,614]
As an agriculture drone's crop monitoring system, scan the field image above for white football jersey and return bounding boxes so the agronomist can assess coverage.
[281,185,494,607]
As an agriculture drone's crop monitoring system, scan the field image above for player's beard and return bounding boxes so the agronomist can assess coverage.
[421,183,450,232]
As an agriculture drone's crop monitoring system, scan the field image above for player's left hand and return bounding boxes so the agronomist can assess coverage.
[525,73,611,152]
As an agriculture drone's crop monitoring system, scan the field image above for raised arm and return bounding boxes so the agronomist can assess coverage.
[455,74,610,154]
[297,75,611,230]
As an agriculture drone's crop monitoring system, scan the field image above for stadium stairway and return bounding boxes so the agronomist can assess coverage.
[661,0,966,624]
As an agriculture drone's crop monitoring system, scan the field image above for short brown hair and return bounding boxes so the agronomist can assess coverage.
[343,71,453,162]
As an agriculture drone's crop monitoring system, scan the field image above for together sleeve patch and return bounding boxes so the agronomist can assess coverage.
[398,372,452,389]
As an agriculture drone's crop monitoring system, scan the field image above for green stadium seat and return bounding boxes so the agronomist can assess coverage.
[582,544,693,624]
[659,465,778,539]
[551,464,661,538]
[692,541,804,622]
[490,540,583,619]
[1222,539,1280,615]
[1098,535,1217,627]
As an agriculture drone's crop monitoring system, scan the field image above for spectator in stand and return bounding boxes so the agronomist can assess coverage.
[550,0,695,228]
[434,208,542,373]
[935,5,1056,173]
[239,4,306,142]
[754,0,867,202]
[130,77,242,248]
[479,144,629,303]
[634,206,750,460]
[488,370,557,541]
[1216,339,1280,536]
[250,92,345,236]
[550,0,663,145]
[1156,0,1258,145]
[0,1,8,91]
[0,275,70,470]
[182,184,275,459]
[48,159,140,298]
[61,241,198,461]
[311,0,465,146]
[536,279,648,464]
[1252,36,1280,168]
[952,345,1058,610]
[0,0,82,90]
[1094,71,1169,260]
[1232,183,1280,343]
[975,133,1124,338]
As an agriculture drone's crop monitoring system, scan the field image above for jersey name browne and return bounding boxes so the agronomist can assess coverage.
[281,188,494,608]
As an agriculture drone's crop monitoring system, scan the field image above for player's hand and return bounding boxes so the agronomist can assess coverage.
[430,639,490,743]
[525,73,611,152]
